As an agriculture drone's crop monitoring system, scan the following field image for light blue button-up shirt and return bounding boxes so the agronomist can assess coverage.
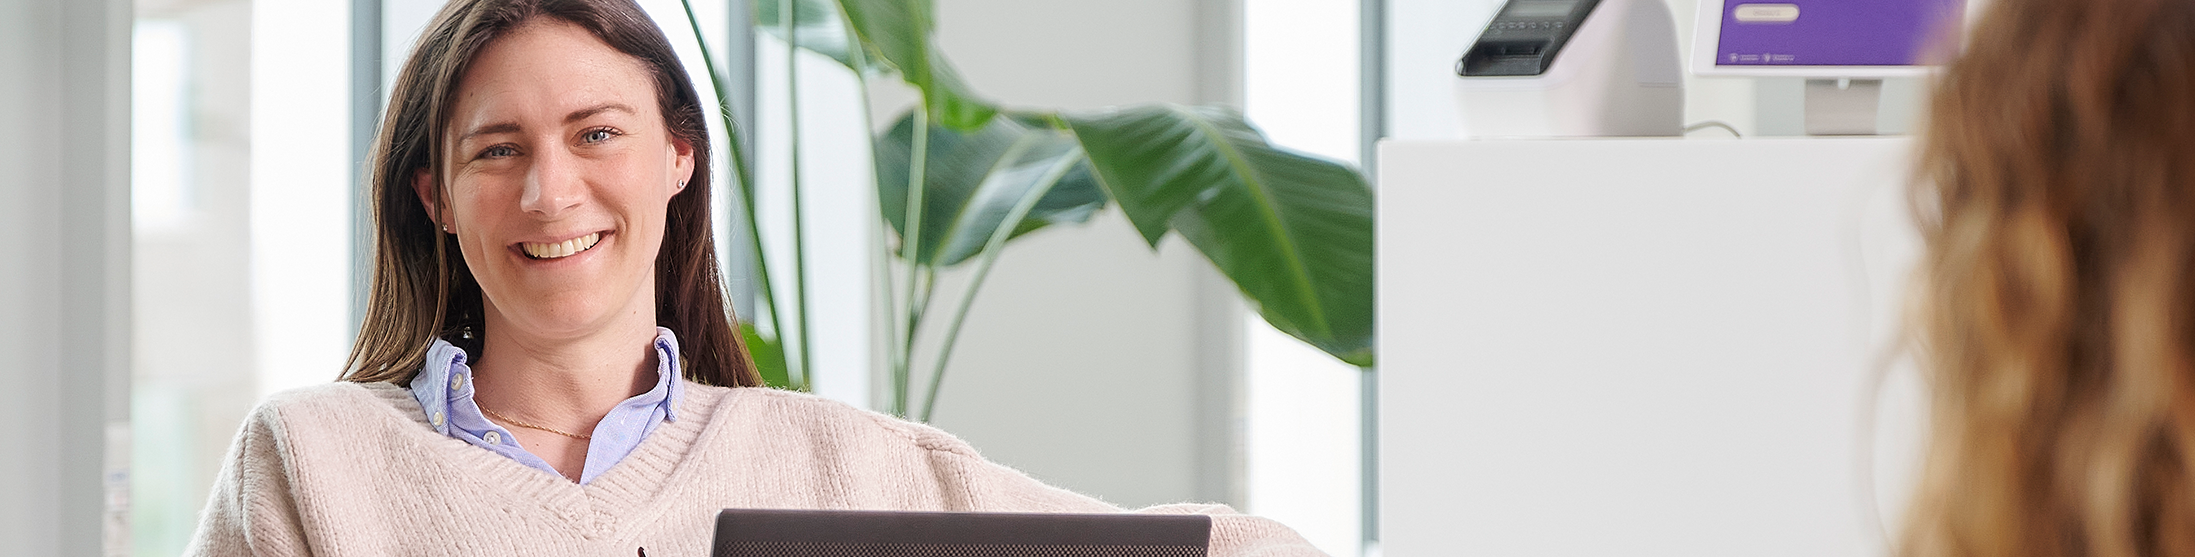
[409,327,686,484]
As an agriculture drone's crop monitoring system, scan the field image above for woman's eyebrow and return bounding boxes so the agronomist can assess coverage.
[460,122,521,142]
[565,102,635,123]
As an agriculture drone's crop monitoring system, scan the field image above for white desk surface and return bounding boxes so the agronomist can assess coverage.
[1377,138,1926,557]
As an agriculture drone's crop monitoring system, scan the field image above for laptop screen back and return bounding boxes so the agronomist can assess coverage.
[711,509,1211,557]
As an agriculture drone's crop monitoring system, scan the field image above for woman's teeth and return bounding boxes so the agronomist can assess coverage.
[521,232,601,260]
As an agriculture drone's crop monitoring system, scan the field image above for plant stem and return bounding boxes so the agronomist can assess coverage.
[901,266,937,415]
[678,0,783,362]
[873,199,903,407]
[894,106,930,417]
[900,266,936,413]
[918,148,1082,422]
[784,0,815,391]
[915,268,936,330]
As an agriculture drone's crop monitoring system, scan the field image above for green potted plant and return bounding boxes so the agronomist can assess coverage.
[681,0,1374,421]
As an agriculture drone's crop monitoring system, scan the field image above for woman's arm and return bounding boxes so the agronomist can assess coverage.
[184,403,312,556]
[1134,504,1332,557]
[917,431,1329,557]
[741,387,1332,556]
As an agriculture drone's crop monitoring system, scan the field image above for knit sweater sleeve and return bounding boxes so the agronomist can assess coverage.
[1130,504,1333,557]
[909,424,1330,557]
[183,399,312,557]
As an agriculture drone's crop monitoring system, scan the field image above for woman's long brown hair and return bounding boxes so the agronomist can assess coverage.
[341,0,760,388]
[1904,0,2195,555]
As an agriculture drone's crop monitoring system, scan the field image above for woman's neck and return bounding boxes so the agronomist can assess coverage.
[466,316,661,430]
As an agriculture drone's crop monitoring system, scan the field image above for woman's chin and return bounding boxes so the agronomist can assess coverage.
[497,317,624,344]
[484,290,652,342]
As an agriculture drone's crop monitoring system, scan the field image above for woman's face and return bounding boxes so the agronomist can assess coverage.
[418,18,692,341]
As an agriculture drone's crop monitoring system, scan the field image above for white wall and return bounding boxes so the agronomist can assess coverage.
[0,0,133,554]
[0,3,68,553]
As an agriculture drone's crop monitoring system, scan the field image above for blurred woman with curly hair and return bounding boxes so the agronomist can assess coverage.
[1903,0,2195,555]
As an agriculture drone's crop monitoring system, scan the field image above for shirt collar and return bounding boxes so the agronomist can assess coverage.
[408,327,687,419]
[407,327,687,483]
[644,327,685,422]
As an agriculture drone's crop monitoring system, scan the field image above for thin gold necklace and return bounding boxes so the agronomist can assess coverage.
[479,405,593,441]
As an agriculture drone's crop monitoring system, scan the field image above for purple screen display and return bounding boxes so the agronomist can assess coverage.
[1716,0,1963,66]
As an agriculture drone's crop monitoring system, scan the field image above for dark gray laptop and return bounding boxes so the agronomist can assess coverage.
[711,509,1210,557]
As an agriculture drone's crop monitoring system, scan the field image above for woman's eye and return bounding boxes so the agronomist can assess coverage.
[480,145,518,159]
[581,128,620,144]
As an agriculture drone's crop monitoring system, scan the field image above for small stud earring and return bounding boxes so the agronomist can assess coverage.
[676,179,687,190]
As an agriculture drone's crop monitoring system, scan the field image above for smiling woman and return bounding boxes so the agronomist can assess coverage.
[410,16,710,483]
[346,0,749,397]
[180,0,1326,555]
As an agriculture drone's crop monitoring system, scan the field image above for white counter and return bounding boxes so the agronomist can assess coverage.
[1377,138,1927,557]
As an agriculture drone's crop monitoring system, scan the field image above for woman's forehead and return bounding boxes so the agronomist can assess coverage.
[448,18,658,131]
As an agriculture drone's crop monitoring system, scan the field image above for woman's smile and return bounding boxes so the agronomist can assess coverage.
[518,231,606,260]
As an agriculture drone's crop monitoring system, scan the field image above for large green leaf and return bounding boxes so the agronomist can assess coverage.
[875,110,1108,266]
[833,0,996,130]
[755,0,870,71]
[1065,105,1375,366]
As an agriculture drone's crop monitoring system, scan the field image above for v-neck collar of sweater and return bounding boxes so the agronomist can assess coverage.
[361,380,736,539]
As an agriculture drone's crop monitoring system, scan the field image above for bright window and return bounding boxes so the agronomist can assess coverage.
[1242,0,1368,556]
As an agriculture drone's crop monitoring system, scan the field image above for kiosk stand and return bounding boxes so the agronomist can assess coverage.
[1691,0,1966,136]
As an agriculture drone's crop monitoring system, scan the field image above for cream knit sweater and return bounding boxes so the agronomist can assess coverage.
[184,381,1325,557]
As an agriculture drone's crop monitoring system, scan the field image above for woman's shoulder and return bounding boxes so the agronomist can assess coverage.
[254,380,413,411]
[244,380,430,436]
[685,382,982,458]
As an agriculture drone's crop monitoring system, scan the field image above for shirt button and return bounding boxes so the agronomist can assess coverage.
[431,411,444,426]
[484,431,502,444]
[450,374,464,391]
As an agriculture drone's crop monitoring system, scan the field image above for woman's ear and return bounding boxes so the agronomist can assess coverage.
[670,136,695,194]
[411,168,449,232]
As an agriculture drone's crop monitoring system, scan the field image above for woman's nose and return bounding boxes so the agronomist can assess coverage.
[521,147,584,217]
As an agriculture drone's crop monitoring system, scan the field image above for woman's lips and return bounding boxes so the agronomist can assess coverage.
[519,232,602,260]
